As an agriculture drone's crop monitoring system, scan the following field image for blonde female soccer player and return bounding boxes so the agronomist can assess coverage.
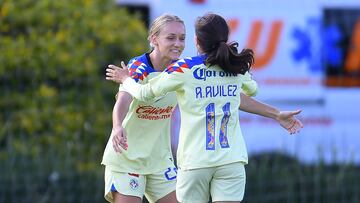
[101,14,185,203]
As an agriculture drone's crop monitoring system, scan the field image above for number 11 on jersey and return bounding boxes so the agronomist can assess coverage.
[206,102,231,150]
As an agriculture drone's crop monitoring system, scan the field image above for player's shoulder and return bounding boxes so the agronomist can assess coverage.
[127,53,155,82]
[165,55,206,74]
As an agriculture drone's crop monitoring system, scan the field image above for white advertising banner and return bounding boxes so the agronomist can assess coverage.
[152,0,326,101]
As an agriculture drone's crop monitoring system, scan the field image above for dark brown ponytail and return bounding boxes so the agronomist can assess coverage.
[195,13,254,74]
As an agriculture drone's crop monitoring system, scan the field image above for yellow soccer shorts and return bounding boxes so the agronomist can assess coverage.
[176,162,246,203]
[104,166,177,203]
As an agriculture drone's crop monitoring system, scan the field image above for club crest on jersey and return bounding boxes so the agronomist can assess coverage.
[129,178,139,190]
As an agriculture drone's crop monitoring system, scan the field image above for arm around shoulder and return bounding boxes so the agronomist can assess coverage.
[122,77,156,102]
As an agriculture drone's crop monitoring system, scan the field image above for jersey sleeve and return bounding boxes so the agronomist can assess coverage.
[123,65,185,101]
[118,84,126,93]
[240,71,258,96]
[122,78,154,101]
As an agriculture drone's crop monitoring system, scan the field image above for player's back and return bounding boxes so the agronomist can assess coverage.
[120,54,256,171]
[166,55,250,170]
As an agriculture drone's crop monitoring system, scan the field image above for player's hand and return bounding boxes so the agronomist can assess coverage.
[111,126,128,153]
[276,110,303,135]
[106,61,130,84]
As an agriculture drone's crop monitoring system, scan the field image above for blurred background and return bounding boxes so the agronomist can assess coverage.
[1,0,359,202]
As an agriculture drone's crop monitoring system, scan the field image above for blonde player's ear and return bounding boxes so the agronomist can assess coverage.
[150,35,158,47]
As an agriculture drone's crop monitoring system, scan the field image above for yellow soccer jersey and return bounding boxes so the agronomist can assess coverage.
[122,54,258,170]
[102,53,177,174]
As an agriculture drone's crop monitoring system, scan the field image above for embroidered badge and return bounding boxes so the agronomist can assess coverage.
[129,178,139,190]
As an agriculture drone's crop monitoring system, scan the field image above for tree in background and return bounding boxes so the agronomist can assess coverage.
[0,0,147,202]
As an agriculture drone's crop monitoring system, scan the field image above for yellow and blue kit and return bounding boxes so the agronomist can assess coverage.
[122,54,258,170]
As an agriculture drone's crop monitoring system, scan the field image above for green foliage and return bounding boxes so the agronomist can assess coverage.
[244,153,360,203]
[0,0,147,201]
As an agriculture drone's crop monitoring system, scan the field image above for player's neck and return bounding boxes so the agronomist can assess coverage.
[149,51,171,72]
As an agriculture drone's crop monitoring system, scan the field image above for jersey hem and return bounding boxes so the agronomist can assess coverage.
[178,159,248,171]
[101,162,175,175]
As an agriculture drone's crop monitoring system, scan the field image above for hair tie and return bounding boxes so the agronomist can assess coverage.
[208,40,227,52]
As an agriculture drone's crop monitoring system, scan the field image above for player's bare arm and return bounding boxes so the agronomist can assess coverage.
[239,93,303,134]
